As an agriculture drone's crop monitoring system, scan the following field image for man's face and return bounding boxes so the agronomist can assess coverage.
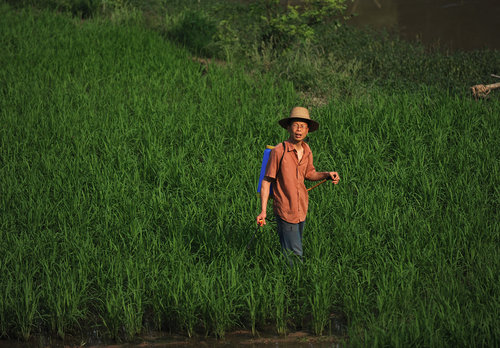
[288,121,309,142]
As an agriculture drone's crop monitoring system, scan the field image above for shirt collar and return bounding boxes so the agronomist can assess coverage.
[284,140,311,157]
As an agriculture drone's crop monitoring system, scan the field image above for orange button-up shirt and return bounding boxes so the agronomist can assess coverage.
[265,140,317,223]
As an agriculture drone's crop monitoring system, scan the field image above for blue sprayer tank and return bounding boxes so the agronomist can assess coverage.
[257,145,275,197]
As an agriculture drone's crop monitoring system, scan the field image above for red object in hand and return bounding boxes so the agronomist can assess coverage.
[258,219,264,226]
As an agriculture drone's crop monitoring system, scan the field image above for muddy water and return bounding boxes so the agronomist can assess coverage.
[0,313,347,347]
[346,0,500,50]
[0,331,345,348]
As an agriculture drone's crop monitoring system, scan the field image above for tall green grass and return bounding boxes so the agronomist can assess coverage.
[1,3,499,346]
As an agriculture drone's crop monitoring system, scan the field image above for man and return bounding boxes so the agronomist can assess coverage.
[256,106,340,263]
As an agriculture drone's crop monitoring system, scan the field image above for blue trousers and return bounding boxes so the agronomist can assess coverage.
[276,215,305,265]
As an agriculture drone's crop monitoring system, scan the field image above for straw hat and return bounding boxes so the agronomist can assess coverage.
[278,107,319,132]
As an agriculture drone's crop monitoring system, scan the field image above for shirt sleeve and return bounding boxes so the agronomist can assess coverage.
[264,145,281,180]
[304,150,317,180]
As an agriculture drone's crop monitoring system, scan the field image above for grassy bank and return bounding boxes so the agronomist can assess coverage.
[1,2,499,347]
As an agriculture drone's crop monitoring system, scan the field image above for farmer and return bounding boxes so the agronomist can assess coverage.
[256,106,340,264]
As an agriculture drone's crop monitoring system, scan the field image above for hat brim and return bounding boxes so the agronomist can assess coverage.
[278,117,319,132]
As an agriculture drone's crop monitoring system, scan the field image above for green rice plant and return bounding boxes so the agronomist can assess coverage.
[198,256,245,338]
[40,258,89,339]
[101,285,123,341]
[169,260,202,337]
[245,280,258,335]
[10,262,41,341]
[269,265,289,335]
[122,259,145,340]
[281,261,307,330]
[94,245,147,341]
[142,235,174,331]
[0,263,13,338]
[243,264,276,335]
[306,259,336,336]
[0,2,499,346]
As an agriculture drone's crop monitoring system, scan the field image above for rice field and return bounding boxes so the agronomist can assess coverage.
[0,3,499,346]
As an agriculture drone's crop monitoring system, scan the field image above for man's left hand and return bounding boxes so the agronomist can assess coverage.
[328,172,340,185]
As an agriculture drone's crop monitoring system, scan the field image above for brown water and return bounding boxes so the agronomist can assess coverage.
[0,317,347,348]
[0,331,345,348]
[346,0,500,50]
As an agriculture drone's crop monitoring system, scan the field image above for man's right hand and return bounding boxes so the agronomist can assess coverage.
[256,212,266,226]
